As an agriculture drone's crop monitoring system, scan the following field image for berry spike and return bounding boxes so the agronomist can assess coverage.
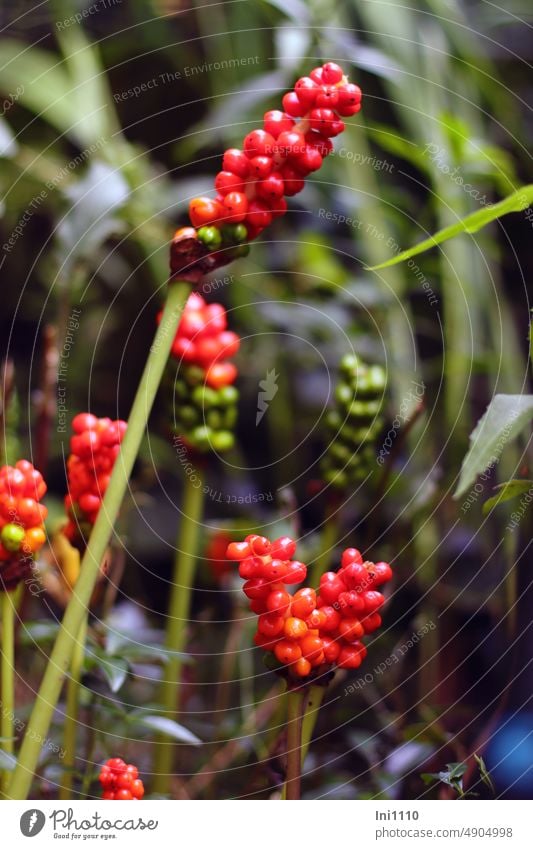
[64,414,127,548]
[0,460,48,590]
[227,534,392,682]
[170,63,361,281]
[99,758,145,800]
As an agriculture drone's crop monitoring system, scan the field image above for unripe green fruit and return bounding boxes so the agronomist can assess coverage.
[174,379,188,400]
[177,405,199,428]
[217,385,239,406]
[189,425,212,450]
[323,468,348,489]
[206,409,224,430]
[210,430,235,452]
[192,385,219,410]
[221,406,238,429]
[335,383,352,407]
[1,523,25,552]
[340,353,359,375]
[197,225,222,249]
[183,365,207,387]
[329,442,352,463]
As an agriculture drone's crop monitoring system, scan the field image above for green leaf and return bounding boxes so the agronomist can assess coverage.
[0,749,17,771]
[422,761,467,793]
[367,185,533,270]
[474,754,495,794]
[0,41,100,147]
[98,656,129,694]
[135,715,201,745]
[454,394,533,499]
[483,479,533,515]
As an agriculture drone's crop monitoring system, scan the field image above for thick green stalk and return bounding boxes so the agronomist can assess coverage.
[153,472,204,795]
[309,509,340,590]
[285,686,305,801]
[300,683,326,765]
[8,281,191,800]
[59,614,88,800]
[1,591,15,794]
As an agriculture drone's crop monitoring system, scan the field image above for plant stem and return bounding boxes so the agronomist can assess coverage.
[59,614,88,800]
[300,683,325,766]
[285,686,305,801]
[1,591,15,794]
[308,507,340,590]
[153,471,204,795]
[8,280,191,800]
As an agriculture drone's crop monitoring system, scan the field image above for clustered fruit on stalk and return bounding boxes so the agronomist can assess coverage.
[227,535,392,679]
[64,414,127,546]
[0,461,47,590]
[170,62,361,279]
[99,758,144,800]
[321,354,387,488]
[165,293,240,453]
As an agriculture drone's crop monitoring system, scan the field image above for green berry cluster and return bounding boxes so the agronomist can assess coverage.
[321,353,386,489]
[197,222,250,258]
[173,365,239,453]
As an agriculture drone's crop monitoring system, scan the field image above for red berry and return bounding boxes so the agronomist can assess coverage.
[256,173,285,201]
[309,67,324,84]
[243,129,276,157]
[222,148,250,177]
[294,144,323,173]
[227,541,252,560]
[246,200,273,229]
[280,165,305,196]
[263,109,295,137]
[248,155,273,178]
[316,86,339,109]
[222,191,248,223]
[266,588,291,614]
[284,616,308,640]
[275,640,302,665]
[342,548,364,567]
[294,76,319,108]
[283,560,307,584]
[321,62,344,84]
[189,196,224,227]
[282,91,306,117]
[276,130,305,158]
[291,587,316,619]
[270,536,297,559]
[206,362,238,388]
[215,170,244,194]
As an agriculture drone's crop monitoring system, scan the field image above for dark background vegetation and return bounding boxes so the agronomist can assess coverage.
[0,0,531,799]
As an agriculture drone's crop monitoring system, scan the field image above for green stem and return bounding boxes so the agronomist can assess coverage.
[309,509,339,590]
[300,683,326,766]
[59,614,88,800]
[1,591,15,795]
[285,686,305,801]
[153,471,205,795]
[8,280,191,800]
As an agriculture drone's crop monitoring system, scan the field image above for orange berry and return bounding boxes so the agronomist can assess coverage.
[284,616,308,640]
[292,657,312,677]
[23,527,46,553]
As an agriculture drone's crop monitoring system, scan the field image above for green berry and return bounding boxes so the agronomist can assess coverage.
[210,430,235,452]
[335,383,353,407]
[1,523,25,552]
[197,225,222,250]
[206,409,224,429]
[189,425,212,451]
[177,405,199,428]
[340,353,359,375]
[221,407,238,429]
[217,385,239,406]
[174,379,188,400]
[183,365,206,387]
[192,385,219,410]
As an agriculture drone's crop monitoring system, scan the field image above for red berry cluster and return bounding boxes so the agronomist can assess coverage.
[64,414,127,543]
[167,292,239,389]
[0,461,47,589]
[189,63,360,241]
[227,536,392,679]
[317,548,393,669]
[99,758,145,800]
[171,63,361,279]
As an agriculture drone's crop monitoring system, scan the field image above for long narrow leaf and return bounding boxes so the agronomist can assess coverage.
[367,185,533,270]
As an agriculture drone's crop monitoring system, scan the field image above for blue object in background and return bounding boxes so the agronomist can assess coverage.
[485,712,533,798]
